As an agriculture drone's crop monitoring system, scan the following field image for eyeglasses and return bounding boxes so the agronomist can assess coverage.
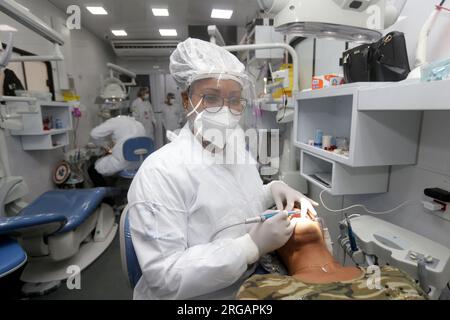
[191,94,247,115]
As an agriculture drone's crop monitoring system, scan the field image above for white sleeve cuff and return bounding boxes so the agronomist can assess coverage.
[234,234,260,265]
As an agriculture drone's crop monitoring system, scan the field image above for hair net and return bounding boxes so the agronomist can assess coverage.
[170,38,248,90]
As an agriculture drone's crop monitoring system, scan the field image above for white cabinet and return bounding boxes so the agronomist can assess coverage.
[358,79,450,111]
[293,82,440,195]
[9,101,73,151]
[294,85,422,167]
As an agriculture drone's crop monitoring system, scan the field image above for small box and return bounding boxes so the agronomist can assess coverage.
[312,74,345,90]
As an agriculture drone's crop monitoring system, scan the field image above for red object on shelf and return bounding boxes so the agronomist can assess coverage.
[43,118,51,131]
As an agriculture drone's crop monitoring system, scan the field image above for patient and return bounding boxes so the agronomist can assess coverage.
[237,215,427,300]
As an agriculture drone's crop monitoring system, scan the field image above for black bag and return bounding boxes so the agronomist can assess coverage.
[342,44,372,82]
[3,68,25,96]
[341,32,411,83]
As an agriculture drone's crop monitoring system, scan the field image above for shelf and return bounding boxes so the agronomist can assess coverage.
[14,128,71,136]
[295,143,351,165]
[6,100,73,151]
[294,85,422,167]
[358,79,450,111]
[293,80,447,195]
[301,151,389,195]
[20,132,69,151]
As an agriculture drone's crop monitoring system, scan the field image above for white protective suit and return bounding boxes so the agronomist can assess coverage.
[131,97,156,140]
[91,116,146,176]
[128,125,275,300]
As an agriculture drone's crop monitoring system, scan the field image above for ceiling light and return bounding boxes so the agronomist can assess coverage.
[0,24,17,32]
[86,6,108,15]
[159,29,177,37]
[211,9,233,19]
[152,8,169,16]
[111,29,127,36]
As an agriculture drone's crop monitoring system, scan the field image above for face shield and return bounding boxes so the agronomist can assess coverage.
[186,72,256,149]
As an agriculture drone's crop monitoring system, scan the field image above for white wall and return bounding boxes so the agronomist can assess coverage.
[294,0,450,271]
[0,0,115,201]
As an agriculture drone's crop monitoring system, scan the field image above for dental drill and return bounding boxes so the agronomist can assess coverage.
[210,210,306,241]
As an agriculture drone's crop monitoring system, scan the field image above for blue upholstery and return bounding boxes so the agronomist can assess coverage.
[0,214,66,236]
[0,238,27,278]
[18,188,115,235]
[123,210,142,289]
[122,137,154,162]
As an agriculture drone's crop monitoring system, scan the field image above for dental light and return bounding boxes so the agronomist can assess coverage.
[257,0,406,43]
[98,63,137,103]
[0,0,65,62]
[0,0,64,45]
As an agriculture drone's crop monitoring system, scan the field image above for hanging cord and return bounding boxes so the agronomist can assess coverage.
[319,190,416,215]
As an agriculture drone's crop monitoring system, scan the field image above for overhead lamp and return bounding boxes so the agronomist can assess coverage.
[159,29,177,37]
[152,8,169,16]
[257,0,407,43]
[112,29,127,36]
[100,78,127,102]
[211,9,233,19]
[86,6,108,15]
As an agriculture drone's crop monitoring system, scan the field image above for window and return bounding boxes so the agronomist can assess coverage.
[2,45,55,98]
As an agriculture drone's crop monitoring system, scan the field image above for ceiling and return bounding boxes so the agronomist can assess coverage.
[48,0,260,43]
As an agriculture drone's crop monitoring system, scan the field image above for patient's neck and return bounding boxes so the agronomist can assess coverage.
[285,242,336,276]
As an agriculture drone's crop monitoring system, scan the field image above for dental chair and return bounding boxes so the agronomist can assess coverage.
[119,137,154,180]
[0,176,120,295]
[119,205,142,289]
[0,238,27,279]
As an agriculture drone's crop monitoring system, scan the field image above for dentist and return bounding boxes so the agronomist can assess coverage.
[127,38,317,300]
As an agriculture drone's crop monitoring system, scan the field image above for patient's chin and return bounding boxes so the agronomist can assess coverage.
[291,218,323,243]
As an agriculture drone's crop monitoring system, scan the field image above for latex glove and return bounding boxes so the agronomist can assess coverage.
[270,181,319,218]
[249,211,294,256]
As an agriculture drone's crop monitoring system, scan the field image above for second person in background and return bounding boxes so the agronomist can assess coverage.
[162,92,185,143]
[131,87,156,141]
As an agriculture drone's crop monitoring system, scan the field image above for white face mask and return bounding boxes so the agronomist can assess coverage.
[143,94,150,100]
[188,98,241,149]
[169,99,176,104]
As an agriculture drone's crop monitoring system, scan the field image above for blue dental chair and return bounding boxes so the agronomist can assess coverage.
[119,137,154,180]
[0,238,27,279]
[119,205,142,289]
[0,176,120,295]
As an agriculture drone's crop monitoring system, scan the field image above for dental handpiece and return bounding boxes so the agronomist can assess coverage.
[245,210,301,224]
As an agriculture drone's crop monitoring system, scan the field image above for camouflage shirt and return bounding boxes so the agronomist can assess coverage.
[237,266,427,300]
